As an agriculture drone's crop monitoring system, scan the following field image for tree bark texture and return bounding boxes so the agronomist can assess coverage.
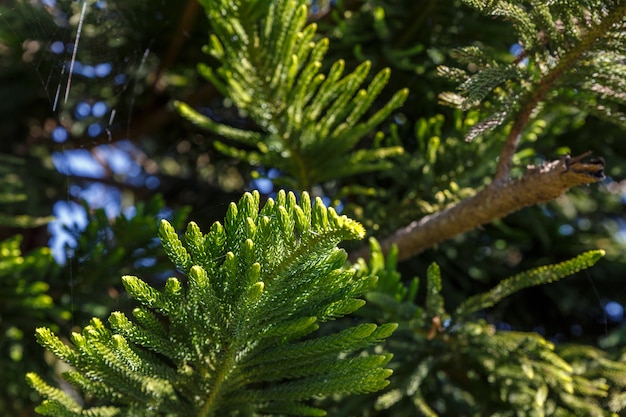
[349,153,605,263]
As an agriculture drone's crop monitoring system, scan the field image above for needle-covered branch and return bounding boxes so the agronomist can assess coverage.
[28,191,396,417]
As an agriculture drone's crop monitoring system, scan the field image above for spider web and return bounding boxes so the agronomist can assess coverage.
[2,0,176,268]
[8,0,158,143]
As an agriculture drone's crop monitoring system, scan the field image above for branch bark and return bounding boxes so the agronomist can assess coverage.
[349,153,605,263]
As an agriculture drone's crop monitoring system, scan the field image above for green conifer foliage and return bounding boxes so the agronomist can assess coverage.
[174,0,408,190]
[438,0,626,143]
[0,154,53,227]
[0,236,61,414]
[455,249,606,318]
[0,153,60,414]
[3,195,190,413]
[18,1,626,416]
[349,240,622,416]
[27,191,396,416]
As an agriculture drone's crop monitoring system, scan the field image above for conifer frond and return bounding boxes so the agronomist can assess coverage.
[455,249,605,318]
[175,0,408,189]
[28,191,395,416]
[25,373,81,416]
[438,1,626,141]
[354,239,422,322]
[557,344,626,413]
[439,321,619,416]
[352,242,615,416]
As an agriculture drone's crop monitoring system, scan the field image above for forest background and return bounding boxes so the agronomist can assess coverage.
[2,0,626,416]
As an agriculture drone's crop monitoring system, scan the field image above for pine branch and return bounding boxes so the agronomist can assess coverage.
[438,1,626,182]
[175,0,407,190]
[350,153,605,262]
[353,242,615,416]
[494,1,626,181]
[28,190,396,416]
[455,249,605,318]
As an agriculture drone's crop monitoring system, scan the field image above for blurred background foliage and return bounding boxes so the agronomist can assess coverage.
[1,0,626,415]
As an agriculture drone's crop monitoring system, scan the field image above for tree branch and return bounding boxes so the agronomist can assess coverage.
[493,3,626,182]
[349,5,624,263]
[349,153,605,263]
